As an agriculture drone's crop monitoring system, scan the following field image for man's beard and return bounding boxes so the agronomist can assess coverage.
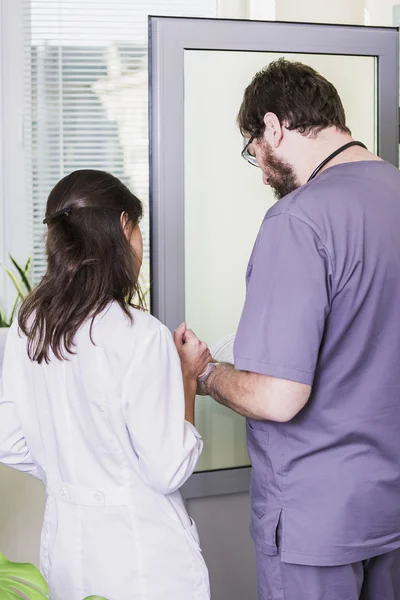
[261,142,300,200]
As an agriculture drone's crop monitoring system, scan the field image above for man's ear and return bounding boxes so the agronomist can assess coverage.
[263,112,284,148]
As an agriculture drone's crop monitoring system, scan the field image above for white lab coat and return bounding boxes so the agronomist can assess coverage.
[0,304,210,600]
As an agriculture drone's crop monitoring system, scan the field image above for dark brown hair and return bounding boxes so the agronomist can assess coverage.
[19,169,144,364]
[237,58,351,138]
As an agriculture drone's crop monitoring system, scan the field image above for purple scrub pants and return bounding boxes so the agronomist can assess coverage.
[256,548,400,600]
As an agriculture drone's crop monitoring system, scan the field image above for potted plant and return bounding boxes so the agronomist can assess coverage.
[0,552,107,599]
[0,257,32,367]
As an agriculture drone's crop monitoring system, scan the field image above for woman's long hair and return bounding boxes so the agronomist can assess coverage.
[19,169,145,364]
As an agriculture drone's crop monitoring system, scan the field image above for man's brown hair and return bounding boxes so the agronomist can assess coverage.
[237,58,351,138]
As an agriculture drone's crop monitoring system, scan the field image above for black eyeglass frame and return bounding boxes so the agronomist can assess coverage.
[241,129,262,167]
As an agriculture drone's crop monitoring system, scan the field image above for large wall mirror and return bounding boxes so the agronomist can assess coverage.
[185,50,377,472]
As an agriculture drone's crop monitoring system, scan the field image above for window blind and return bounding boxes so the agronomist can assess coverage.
[23,0,218,291]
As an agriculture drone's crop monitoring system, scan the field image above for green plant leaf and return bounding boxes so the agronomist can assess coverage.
[10,256,32,294]
[82,596,109,600]
[4,269,25,301]
[0,553,48,599]
[0,309,8,327]
[24,257,32,274]
[1,256,32,325]
[0,307,11,327]
[0,304,10,328]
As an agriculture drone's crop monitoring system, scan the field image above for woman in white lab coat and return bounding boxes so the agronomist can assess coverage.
[0,170,211,600]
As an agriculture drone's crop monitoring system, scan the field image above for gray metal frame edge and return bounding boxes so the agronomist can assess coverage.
[149,17,399,498]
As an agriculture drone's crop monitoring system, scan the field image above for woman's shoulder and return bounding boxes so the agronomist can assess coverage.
[94,302,170,342]
[127,306,168,336]
[90,303,174,368]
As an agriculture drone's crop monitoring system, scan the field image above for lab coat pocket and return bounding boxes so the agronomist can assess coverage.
[185,519,211,598]
[185,518,202,552]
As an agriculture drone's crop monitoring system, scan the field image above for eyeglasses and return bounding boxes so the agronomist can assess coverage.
[241,131,260,168]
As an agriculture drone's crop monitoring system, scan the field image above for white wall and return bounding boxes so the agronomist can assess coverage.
[188,494,257,600]
[276,0,365,24]
[276,0,400,26]
[0,465,44,564]
[366,0,400,26]
[0,329,45,566]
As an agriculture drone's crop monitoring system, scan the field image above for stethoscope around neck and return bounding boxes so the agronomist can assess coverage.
[307,141,367,183]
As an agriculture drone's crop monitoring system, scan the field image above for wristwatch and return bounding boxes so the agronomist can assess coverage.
[198,362,220,384]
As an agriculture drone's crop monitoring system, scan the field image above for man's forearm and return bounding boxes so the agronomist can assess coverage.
[203,362,267,420]
[202,362,311,422]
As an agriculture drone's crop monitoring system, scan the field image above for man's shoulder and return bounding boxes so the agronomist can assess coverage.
[267,171,341,217]
[266,160,400,227]
[263,183,321,232]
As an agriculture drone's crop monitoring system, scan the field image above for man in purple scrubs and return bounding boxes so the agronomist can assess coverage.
[196,59,400,598]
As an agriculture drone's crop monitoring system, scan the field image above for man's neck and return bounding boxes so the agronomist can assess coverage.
[284,128,380,186]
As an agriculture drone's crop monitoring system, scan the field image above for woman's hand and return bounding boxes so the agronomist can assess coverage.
[173,323,211,381]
